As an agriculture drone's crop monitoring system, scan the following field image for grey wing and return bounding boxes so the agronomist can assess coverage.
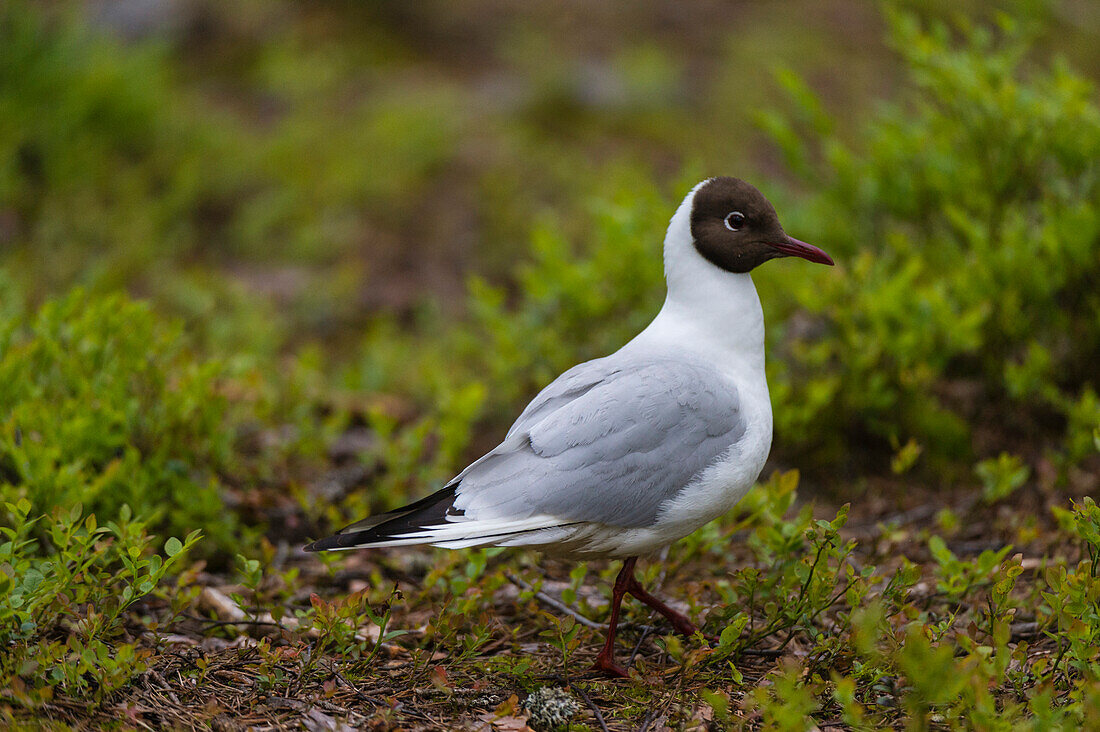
[503,355,624,439]
[452,356,746,528]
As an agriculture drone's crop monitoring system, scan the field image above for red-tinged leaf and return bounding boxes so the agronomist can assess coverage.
[430,665,449,690]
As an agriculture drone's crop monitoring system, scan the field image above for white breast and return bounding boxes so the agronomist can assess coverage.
[533,290,773,559]
[578,370,771,558]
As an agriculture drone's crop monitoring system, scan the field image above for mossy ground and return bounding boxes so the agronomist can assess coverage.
[17,470,1098,730]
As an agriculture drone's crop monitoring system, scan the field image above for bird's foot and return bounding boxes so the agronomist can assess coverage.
[665,613,700,638]
[589,653,630,678]
[625,580,702,638]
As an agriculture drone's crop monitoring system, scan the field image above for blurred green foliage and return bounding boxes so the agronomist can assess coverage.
[0,0,462,357]
[0,291,236,548]
[1,0,1096,558]
[759,11,1100,474]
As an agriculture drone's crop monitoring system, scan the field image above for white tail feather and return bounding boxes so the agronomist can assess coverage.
[321,515,575,551]
[388,515,566,541]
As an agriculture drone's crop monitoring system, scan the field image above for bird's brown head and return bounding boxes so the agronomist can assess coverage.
[689,177,833,273]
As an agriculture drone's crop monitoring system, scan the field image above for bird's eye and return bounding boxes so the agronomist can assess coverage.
[724,211,746,231]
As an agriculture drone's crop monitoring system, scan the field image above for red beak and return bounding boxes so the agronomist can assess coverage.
[770,236,834,266]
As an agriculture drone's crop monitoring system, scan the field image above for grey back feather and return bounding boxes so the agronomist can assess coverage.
[452,353,746,528]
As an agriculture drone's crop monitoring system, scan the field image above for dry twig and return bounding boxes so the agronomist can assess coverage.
[506,572,607,630]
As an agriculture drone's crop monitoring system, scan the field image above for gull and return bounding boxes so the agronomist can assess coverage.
[305,177,834,676]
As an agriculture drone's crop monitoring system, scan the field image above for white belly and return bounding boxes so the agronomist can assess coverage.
[512,375,773,560]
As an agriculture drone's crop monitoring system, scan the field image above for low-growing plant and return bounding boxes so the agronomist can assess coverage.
[976,452,1030,504]
[538,612,582,678]
[927,535,1013,601]
[1044,497,1100,687]
[714,495,1100,728]
[0,498,200,708]
[305,585,408,671]
[708,473,860,661]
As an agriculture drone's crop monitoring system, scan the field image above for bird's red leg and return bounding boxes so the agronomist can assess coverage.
[625,573,699,637]
[590,557,636,678]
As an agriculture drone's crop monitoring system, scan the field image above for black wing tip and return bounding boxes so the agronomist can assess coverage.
[303,483,463,554]
[303,536,335,552]
[304,532,372,552]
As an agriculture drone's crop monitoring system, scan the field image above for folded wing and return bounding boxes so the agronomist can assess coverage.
[305,354,745,551]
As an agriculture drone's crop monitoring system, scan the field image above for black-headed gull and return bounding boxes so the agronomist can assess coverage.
[306,177,834,676]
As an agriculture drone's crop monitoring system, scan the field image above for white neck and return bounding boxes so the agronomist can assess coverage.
[628,183,766,375]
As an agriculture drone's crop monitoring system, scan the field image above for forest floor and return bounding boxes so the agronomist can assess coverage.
[36,448,1097,731]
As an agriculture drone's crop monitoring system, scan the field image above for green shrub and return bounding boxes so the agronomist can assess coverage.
[701,489,1100,728]
[1046,497,1100,684]
[756,10,1100,472]
[0,2,215,288]
[0,498,200,709]
[0,2,475,360]
[0,290,236,551]
[460,183,672,414]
